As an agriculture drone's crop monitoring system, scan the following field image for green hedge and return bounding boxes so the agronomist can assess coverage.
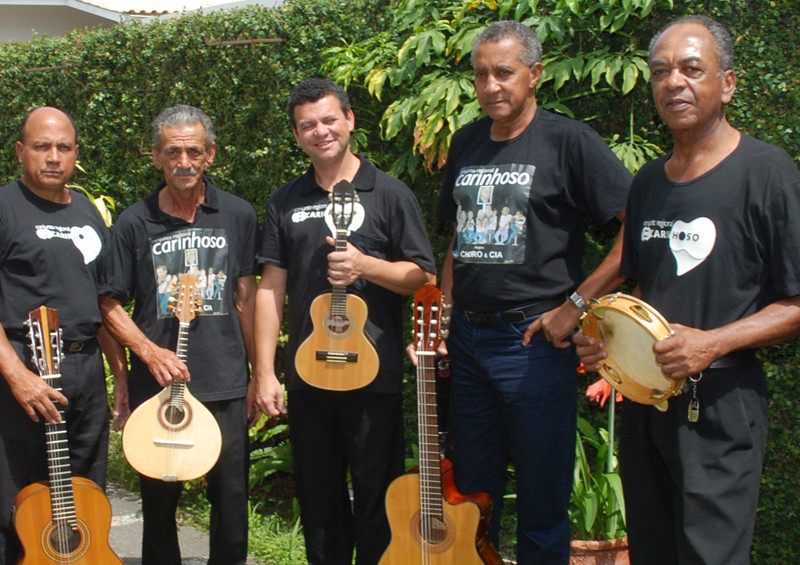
[1,0,799,560]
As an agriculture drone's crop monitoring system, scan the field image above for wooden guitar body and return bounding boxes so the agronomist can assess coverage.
[295,290,379,391]
[14,477,122,565]
[380,459,502,565]
[380,284,503,565]
[16,306,123,564]
[122,384,222,482]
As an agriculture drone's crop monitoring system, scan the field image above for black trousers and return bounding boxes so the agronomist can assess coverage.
[0,339,109,564]
[620,364,767,565]
[139,396,249,565]
[289,389,405,565]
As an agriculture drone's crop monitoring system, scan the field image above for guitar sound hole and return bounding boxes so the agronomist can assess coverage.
[419,516,448,545]
[49,523,81,554]
[164,406,187,426]
[326,314,351,335]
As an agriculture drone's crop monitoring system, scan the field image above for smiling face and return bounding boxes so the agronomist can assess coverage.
[472,37,542,136]
[16,108,78,201]
[649,22,736,137]
[291,94,354,167]
[153,123,216,194]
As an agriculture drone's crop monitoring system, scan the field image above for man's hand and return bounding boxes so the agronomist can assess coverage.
[522,302,583,348]
[653,324,721,380]
[253,372,287,418]
[140,343,190,388]
[10,369,68,424]
[326,236,363,287]
[573,330,608,372]
[112,378,131,431]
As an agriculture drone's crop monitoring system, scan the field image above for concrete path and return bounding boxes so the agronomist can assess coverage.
[107,483,258,565]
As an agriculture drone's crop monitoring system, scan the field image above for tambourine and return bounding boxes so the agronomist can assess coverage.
[580,293,685,405]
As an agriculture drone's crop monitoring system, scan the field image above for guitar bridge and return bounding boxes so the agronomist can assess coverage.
[316,351,359,363]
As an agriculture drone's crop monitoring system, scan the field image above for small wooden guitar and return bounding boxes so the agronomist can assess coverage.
[122,273,222,482]
[14,306,123,565]
[379,284,503,565]
[295,180,379,391]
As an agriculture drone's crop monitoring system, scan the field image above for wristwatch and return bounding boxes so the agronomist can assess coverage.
[569,291,590,313]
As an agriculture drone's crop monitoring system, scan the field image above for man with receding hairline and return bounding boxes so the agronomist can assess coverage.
[0,106,126,562]
[576,16,800,564]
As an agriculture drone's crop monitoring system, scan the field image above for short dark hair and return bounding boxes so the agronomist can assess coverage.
[152,105,216,150]
[649,15,735,72]
[286,78,351,128]
[19,107,78,144]
[471,20,542,67]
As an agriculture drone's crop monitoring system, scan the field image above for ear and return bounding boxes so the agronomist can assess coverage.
[346,109,355,133]
[721,69,737,104]
[152,145,164,170]
[205,142,216,167]
[15,140,23,163]
[529,62,544,90]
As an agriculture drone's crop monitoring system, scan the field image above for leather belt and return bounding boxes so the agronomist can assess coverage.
[63,339,96,353]
[461,297,564,326]
[708,350,757,370]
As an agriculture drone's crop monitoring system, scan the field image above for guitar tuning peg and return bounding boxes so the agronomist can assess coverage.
[441,328,450,340]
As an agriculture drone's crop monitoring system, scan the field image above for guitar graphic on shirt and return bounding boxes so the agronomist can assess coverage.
[295,180,379,391]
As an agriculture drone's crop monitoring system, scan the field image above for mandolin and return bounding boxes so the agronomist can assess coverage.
[295,179,379,391]
[122,273,222,482]
[13,306,123,564]
[379,284,503,565]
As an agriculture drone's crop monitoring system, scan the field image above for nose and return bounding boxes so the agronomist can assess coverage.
[45,146,60,163]
[665,67,686,89]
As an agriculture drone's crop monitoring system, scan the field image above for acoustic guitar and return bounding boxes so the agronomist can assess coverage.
[295,179,379,391]
[122,273,222,482]
[379,284,503,565]
[13,306,123,564]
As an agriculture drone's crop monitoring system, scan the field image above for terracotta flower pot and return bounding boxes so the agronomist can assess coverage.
[569,537,630,565]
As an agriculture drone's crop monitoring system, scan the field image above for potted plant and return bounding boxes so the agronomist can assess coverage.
[569,382,629,565]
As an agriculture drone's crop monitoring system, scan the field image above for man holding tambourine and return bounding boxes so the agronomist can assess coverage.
[574,16,800,565]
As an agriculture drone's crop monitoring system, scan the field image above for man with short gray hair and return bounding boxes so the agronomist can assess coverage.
[100,105,259,565]
[437,20,632,564]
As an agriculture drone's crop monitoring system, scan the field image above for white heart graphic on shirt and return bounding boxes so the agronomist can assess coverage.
[71,225,102,264]
[668,218,716,276]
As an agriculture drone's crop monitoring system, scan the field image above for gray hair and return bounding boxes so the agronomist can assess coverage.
[471,20,542,67]
[649,15,735,73]
[152,105,216,150]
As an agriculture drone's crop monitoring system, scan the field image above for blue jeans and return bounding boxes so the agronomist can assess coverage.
[448,309,577,565]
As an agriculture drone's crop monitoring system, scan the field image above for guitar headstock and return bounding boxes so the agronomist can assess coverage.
[330,180,358,233]
[26,306,62,377]
[413,283,446,355]
[170,273,203,324]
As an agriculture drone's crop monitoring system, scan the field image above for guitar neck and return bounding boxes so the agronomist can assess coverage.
[170,322,190,408]
[416,354,445,516]
[331,229,349,313]
[42,373,78,526]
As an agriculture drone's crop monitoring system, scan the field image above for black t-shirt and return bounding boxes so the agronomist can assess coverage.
[100,179,258,405]
[622,134,800,329]
[438,109,631,311]
[0,180,108,341]
[258,156,436,393]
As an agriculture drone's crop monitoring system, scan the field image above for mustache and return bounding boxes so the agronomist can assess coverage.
[171,167,199,176]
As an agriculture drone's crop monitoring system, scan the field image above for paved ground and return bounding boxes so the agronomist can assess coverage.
[107,484,258,565]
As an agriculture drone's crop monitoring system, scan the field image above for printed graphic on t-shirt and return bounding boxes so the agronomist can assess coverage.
[150,228,230,318]
[451,163,534,264]
[639,217,717,276]
[35,223,102,264]
[669,217,716,275]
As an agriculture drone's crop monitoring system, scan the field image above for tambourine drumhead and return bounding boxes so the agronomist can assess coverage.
[581,293,685,405]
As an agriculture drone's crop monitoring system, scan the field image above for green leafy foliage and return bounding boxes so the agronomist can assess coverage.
[323,0,675,176]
